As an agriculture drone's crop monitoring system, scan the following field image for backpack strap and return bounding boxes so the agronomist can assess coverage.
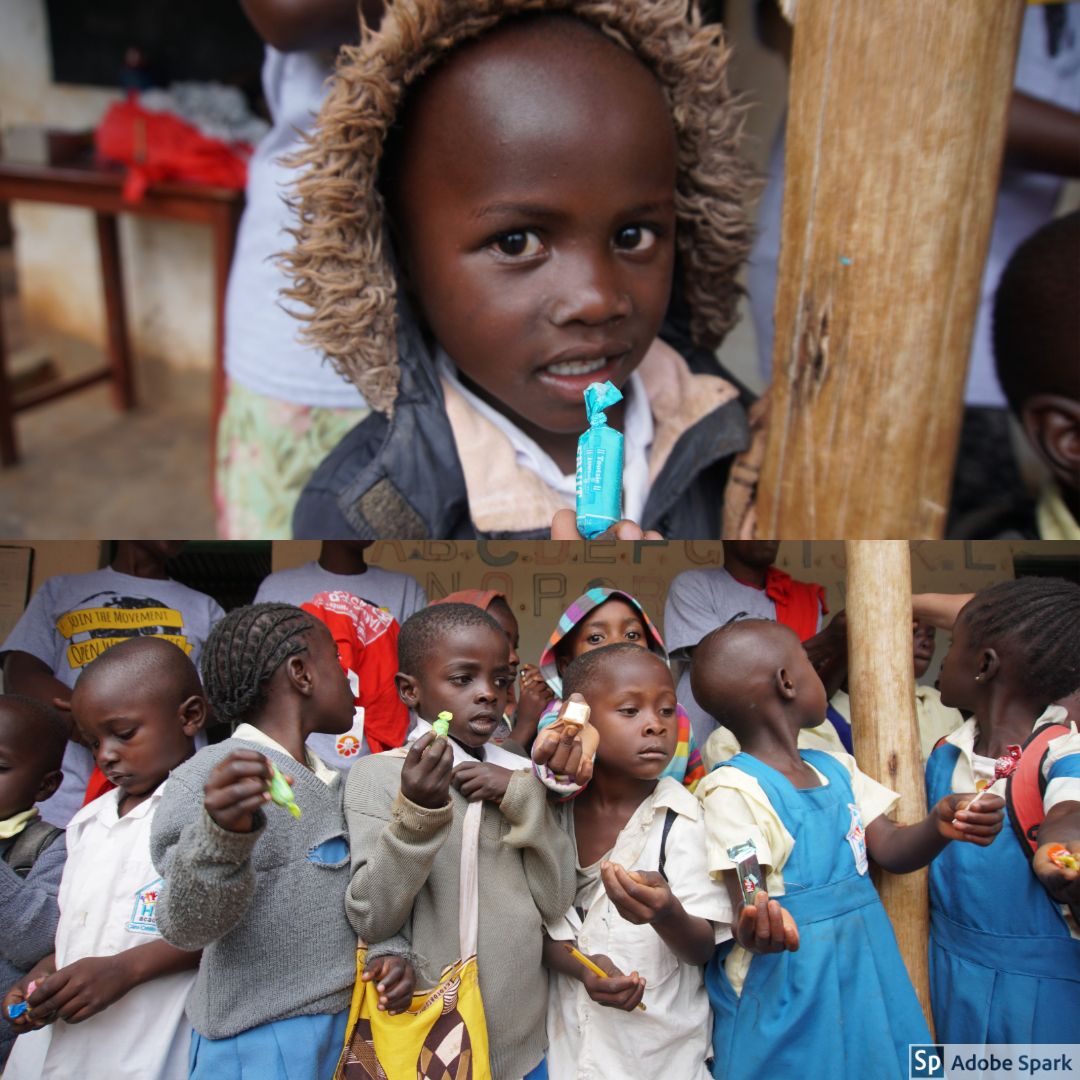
[1,818,63,879]
[658,807,678,882]
[1004,722,1071,860]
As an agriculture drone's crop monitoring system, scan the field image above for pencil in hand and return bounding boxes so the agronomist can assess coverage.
[565,944,647,1011]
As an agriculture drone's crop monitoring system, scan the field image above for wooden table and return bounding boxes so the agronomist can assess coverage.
[0,159,243,466]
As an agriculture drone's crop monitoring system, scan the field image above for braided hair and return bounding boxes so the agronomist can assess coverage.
[962,577,1080,704]
[200,603,318,727]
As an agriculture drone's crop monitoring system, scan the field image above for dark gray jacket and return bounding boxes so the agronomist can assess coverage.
[292,288,754,541]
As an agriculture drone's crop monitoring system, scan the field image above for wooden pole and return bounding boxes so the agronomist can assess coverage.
[755,1,1025,538]
[844,540,934,1033]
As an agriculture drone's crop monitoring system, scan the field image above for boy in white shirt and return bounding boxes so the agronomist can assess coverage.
[542,643,731,1080]
[2,637,204,1080]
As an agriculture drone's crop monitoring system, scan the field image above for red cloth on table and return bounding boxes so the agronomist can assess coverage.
[95,95,249,203]
[302,592,409,755]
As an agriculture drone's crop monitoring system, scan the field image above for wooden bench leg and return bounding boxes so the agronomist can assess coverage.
[95,211,136,410]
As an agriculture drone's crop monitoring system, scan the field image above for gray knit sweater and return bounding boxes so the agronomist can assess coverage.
[345,751,576,1080]
[150,739,359,1040]
[0,830,66,1065]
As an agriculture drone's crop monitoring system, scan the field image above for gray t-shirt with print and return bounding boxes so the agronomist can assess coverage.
[1,567,225,827]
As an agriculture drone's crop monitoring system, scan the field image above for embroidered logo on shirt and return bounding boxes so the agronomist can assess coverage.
[846,804,868,876]
[127,877,164,935]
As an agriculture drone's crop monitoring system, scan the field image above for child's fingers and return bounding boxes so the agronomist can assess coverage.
[603,863,663,921]
[766,899,788,950]
[406,731,436,764]
[361,957,389,983]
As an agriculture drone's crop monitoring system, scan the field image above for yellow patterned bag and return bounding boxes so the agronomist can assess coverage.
[335,800,492,1080]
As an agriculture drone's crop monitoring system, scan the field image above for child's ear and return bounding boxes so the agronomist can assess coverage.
[775,667,797,700]
[556,654,571,677]
[1020,395,1080,491]
[285,654,314,696]
[36,769,63,804]
[179,695,207,737]
[978,648,1001,684]
[395,672,420,709]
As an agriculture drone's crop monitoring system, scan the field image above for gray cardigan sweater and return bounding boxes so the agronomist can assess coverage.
[150,739,358,1040]
[0,830,66,1064]
[345,750,576,1080]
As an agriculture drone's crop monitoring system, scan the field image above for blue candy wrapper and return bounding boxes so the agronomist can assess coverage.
[576,381,624,538]
[7,1000,29,1019]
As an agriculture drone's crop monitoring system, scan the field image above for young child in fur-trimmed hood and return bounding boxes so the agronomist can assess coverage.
[284,0,757,541]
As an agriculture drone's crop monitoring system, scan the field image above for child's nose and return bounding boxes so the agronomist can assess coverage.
[642,714,668,736]
[550,250,632,326]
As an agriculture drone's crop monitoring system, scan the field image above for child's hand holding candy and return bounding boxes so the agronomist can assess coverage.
[203,749,278,833]
[1035,839,1080,906]
[532,693,599,783]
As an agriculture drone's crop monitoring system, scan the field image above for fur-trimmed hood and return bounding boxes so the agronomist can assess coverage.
[283,0,754,415]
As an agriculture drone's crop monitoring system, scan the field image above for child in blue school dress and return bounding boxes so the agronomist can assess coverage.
[691,618,1005,1080]
[930,577,1080,1042]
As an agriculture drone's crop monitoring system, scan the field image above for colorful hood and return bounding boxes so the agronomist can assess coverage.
[538,588,667,698]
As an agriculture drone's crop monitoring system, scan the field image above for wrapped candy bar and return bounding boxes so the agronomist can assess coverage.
[267,762,302,820]
[727,839,765,908]
[559,695,590,736]
[433,711,452,738]
[1046,844,1080,871]
[576,381,624,539]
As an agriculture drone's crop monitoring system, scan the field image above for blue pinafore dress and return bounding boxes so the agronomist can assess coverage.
[926,742,1080,1042]
[705,749,931,1080]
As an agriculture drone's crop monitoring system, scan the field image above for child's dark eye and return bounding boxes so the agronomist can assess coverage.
[624,630,641,641]
[450,675,472,686]
[587,634,604,645]
[493,230,542,258]
[614,225,657,252]
[117,729,137,741]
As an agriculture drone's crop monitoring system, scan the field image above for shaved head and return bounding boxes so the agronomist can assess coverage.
[73,635,203,712]
[690,619,805,734]
[0,694,68,773]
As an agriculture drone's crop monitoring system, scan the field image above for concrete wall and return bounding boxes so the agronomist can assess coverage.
[0,0,215,371]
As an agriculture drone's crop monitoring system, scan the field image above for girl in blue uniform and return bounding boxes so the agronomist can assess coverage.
[691,618,1005,1080]
[929,577,1080,1042]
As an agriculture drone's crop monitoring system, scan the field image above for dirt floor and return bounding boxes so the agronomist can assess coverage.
[0,244,216,539]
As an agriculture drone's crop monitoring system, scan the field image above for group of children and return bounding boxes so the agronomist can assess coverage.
[0,574,1077,1080]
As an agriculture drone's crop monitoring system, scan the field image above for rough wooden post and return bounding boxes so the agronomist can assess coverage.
[845,540,934,1032]
[756,1,1025,538]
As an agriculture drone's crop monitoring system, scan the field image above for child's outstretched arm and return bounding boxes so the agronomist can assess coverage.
[151,750,278,950]
[11,941,199,1027]
[1032,799,1080,907]
[344,732,456,944]
[723,876,800,955]
[865,793,1005,874]
[600,862,714,966]
[542,934,645,1012]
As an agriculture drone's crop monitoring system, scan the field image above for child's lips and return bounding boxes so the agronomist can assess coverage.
[535,352,628,400]
[638,745,668,759]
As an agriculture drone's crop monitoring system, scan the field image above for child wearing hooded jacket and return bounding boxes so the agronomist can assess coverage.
[284,0,755,540]
[527,588,704,794]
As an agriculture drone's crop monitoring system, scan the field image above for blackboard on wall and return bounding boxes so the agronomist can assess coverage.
[45,0,264,89]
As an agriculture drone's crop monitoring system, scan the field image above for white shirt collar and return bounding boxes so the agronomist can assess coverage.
[411,716,533,772]
[233,722,340,787]
[435,348,655,524]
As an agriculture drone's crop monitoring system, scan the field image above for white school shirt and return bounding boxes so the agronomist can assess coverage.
[409,717,534,772]
[435,349,655,525]
[544,777,732,1080]
[6,784,195,1080]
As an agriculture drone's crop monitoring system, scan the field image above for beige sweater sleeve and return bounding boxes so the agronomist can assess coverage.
[344,759,454,945]
[499,769,576,924]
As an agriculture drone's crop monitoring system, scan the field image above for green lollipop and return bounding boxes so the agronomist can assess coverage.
[267,762,301,819]
[433,711,452,738]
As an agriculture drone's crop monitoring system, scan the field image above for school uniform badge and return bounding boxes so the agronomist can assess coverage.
[127,877,164,935]
[845,804,868,876]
